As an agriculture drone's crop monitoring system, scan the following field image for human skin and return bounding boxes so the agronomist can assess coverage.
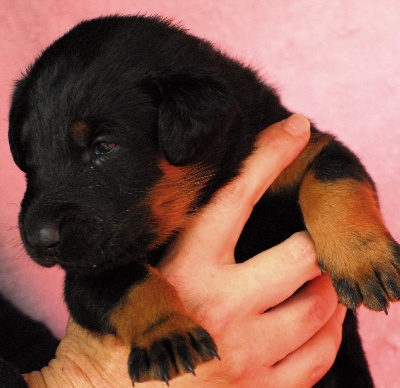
[24,114,346,387]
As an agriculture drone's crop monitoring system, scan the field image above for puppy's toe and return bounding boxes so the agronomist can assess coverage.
[326,240,400,312]
[128,317,219,385]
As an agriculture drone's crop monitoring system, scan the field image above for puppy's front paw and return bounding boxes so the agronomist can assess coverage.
[299,175,400,312]
[109,266,219,384]
[320,237,400,312]
[128,314,219,385]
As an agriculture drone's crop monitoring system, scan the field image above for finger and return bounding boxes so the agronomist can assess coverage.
[271,304,346,388]
[241,276,338,365]
[228,232,321,313]
[203,276,343,386]
[163,114,311,268]
[197,232,320,316]
[253,274,339,367]
[164,232,319,313]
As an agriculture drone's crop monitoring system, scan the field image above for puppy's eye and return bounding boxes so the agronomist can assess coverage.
[94,142,116,155]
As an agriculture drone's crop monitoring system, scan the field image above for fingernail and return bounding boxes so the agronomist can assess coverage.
[281,114,310,137]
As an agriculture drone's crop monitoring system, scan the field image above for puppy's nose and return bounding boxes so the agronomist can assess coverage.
[27,223,60,254]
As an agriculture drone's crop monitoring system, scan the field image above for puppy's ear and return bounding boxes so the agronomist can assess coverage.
[8,77,30,172]
[157,74,239,166]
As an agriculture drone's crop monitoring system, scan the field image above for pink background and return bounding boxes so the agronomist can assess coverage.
[1,1,400,386]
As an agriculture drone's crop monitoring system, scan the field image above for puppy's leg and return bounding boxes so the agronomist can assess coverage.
[111,265,218,384]
[270,129,400,312]
[65,264,218,384]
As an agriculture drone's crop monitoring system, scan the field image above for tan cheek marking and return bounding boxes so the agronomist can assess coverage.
[148,160,213,247]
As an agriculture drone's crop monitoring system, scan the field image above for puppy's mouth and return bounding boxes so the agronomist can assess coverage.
[33,253,134,275]
[29,251,103,272]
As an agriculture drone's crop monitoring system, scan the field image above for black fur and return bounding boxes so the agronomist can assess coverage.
[64,263,149,333]
[0,293,58,384]
[8,15,379,386]
[312,140,376,183]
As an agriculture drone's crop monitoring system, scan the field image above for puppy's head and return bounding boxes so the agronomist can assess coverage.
[9,16,242,273]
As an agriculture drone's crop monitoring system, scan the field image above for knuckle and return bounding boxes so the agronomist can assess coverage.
[222,351,249,384]
[286,231,317,267]
[305,293,330,329]
[308,354,334,386]
[304,276,338,329]
[308,338,339,386]
[192,292,234,336]
[216,176,248,207]
[306,312,344,386]
[207,176,255,222]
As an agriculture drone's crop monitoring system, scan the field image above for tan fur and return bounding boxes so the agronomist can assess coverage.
[70,121,89,147]
[110,266,185,343]
[299,173,399,309]
[270,131,333,192]
[148,160,213,247]
[110,266,205,377]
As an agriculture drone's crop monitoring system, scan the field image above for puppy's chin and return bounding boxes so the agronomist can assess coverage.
[29,254,99,273]
[24,246,58,268]
[33,256,58,268]
[55,248,149,276]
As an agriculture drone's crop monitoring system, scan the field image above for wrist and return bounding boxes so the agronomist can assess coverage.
[24,321,132,388]
[24,354,95,388]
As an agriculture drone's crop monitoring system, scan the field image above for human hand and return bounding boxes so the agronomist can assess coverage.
[24,114,346,387]
[158,113,346,387]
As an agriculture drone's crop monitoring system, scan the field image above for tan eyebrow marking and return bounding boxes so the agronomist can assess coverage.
[70,121,90,147]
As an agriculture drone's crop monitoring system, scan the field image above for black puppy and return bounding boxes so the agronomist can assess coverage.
[9,15,400,386]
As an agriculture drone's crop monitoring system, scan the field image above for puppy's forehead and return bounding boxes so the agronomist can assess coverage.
[23,68,152,148]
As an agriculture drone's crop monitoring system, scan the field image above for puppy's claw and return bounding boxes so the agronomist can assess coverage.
[332,278,360,311]
[128,323,218,384]
[128,347,147,384]
[175,335,195,374]
[162,375,170,386]
[189,327,220,361]
[151,341,171,384]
